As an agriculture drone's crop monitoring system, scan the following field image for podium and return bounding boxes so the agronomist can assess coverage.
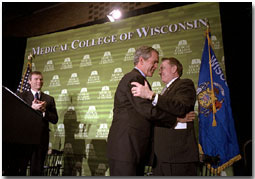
[2,86,44,175]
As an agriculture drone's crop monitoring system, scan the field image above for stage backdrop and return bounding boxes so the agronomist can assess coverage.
[22,2,225,176]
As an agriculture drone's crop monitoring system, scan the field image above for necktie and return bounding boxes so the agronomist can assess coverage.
[35,92,40,100]
[161,86,167,95]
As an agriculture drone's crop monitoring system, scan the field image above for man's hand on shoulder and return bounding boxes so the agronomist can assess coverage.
[131,80,154,100]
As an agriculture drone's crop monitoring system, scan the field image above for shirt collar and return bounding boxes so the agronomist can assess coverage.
[31,89,40,96]
[134,67,146,78]
[166,77,178,88]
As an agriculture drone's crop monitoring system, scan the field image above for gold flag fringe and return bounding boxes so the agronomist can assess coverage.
[199,144,242,175]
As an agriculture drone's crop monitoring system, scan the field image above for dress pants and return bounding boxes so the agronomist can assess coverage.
[153,161,198,176]
[30,144,48,175]
[108,159,145,176]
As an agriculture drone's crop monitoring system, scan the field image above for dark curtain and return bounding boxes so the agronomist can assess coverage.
[2,36,27,92]
[220,2,252,176]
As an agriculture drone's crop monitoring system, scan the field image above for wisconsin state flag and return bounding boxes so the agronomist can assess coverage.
[197,28,241,174]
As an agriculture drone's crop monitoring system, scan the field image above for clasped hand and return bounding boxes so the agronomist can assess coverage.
[32,99,46,112]
[177,111,196,123]
[131,80,153,99]
[131,80,196,123]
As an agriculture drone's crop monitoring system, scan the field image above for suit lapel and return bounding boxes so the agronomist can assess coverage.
[144,78,152,90]
[163,78,180,95]
[40,92,45,101]
[132,68,152,90]
[26,91,35,105]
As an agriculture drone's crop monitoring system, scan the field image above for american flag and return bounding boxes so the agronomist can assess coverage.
[16,54,33,93]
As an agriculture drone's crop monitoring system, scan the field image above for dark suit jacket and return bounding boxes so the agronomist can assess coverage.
[107,69,181,165]
[18,90,58,146]
[154,78,199,164]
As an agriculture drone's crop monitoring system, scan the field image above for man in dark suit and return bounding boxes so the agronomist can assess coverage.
[131,57,199,176]
[18,71,58,175]
[107,47,194,176]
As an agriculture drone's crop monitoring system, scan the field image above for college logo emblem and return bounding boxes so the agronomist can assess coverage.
[197,81,224,117]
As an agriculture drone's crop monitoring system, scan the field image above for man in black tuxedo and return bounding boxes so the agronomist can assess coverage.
[18,71,58,175]
[131,57,199,176]
[107,47,194,176]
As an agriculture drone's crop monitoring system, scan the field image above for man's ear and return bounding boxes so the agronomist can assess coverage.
[171,65,177,74]
[139,56,144,65]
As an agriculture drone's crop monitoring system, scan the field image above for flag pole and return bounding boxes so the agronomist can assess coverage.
[206,21,217,127]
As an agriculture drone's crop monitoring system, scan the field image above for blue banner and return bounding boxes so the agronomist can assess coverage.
[197,29,241,173]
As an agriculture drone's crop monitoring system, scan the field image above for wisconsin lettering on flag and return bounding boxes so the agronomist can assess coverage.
[197,28,241,174]
[16,54,33,93]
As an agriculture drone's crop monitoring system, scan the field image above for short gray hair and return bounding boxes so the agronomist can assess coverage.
[134,46,159,65]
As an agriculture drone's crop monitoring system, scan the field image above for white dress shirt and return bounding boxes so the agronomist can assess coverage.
[31,89,45,117]
[31,89,40,100]
[152,77,178,106]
